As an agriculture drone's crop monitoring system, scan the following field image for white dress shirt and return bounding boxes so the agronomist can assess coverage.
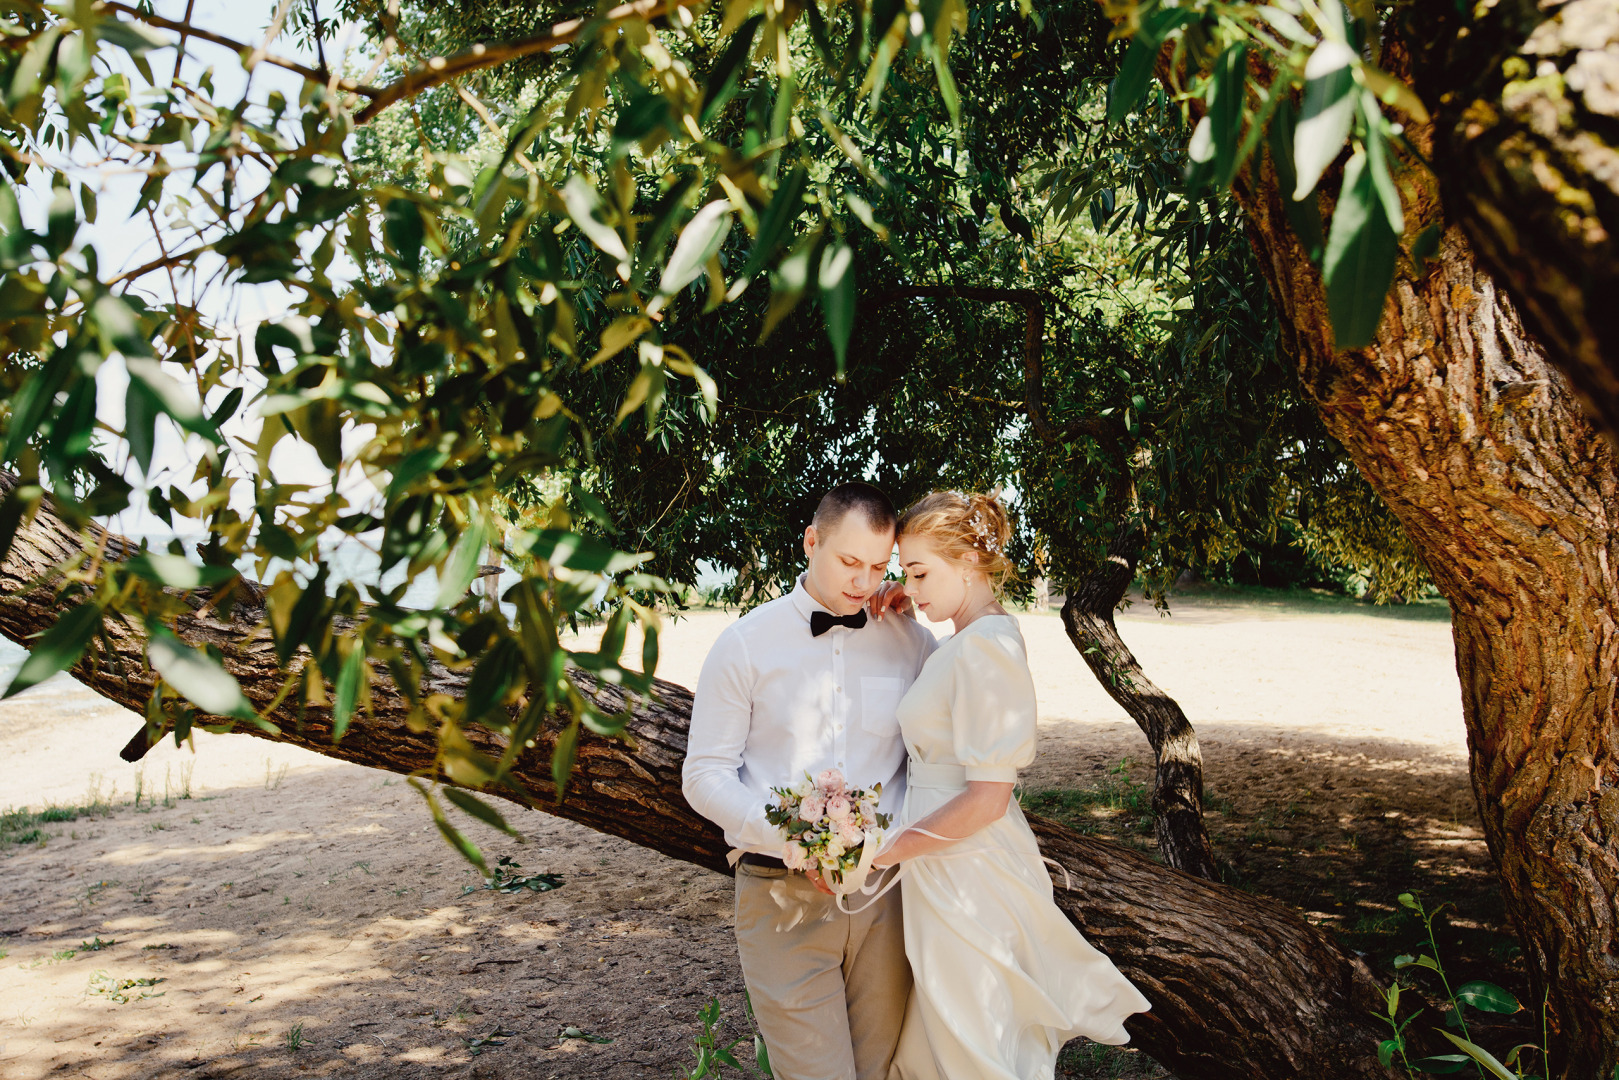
[683,576,938,856]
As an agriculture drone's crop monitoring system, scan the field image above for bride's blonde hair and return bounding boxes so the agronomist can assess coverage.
[897,488,1015,591]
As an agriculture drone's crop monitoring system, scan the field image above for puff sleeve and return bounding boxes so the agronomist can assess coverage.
[948,626,1038,783]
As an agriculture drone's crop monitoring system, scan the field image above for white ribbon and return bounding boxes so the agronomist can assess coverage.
[833,827,1075,915]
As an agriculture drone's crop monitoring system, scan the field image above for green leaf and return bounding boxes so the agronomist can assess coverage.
[440,786,521,837]
[416,781,488,875]
[562,175,629,270]
[1256,5,1317,46]
[125,357,213,439]
[1207,42,1250,189]
[4,601,102,698]
[0,481,42,564]
[552,719,580,800]
[1408,1055,1472,1075]
[1293,39,1357,200]
[759,231,818,342]
[648,199,732,315]
[1454,981,1522,1015]
[124,374,159,475]
[818,242,855,377]
[1269,99,1321,263]
[700,14,763,126]
[742,165,809,280]
[435,511,489,608]
[147,627,255,720]
[332,639,366,742]
[1107,8,1193,127]
[1363,100,1405,234]
[928,38,961,134]
[1322,149,1397,350]
[521,529,651,575]
[382,198,424,274]
[126,552,238,590]
[1377,1038,1400,1069]
[93,18,172,56]
[1437,1032,1517,1080]
[93,295,151,357]
[755,1032,773,1078]
[1394,953,1443,972]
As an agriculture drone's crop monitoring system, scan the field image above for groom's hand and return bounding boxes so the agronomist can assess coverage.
[865,581,913,621]
[803,866,835,895]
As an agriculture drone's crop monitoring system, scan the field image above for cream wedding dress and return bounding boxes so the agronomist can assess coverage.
[889,614,1150,1080]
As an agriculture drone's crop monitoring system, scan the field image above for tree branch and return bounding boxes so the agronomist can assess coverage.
[98,2,366,94]
[872,285,1125,446]
[352,0,702,124]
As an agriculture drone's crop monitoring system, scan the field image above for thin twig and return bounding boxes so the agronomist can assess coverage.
[248,0,302,74]
[169,0,197,87]
[453,83,536,174]
[354,0,700,124]
[106,247,209,287]
[98,1,371,93]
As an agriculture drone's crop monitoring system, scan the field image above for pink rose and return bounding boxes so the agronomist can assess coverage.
[816,769,847,795]
[838,821,865,846]
[859,800,878,822]
[782,841,809,870]
[826,794,852,822]
[800,794,825,823]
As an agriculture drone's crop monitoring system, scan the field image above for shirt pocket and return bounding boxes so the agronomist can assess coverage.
[860,676,907,738]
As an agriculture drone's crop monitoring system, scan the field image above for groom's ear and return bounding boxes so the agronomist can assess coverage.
[803,524,818,559]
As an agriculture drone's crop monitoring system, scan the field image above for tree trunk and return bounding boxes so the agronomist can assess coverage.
[1233,104,1619,1077]
[1399,0,1619,451]
[0,474,1423,1080]
[1060,526,1219,881]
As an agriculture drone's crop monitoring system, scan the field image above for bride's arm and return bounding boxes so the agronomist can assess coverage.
[870,781,1013,868]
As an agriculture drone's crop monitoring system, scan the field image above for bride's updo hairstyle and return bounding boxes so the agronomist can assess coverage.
[897,489,1015,591]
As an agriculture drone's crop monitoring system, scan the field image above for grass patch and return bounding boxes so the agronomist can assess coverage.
[1057,1041,1171,1079]
[1021,761,1155,839]
[1,793,114,849]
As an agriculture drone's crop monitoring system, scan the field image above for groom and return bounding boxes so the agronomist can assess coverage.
[683,482,936,1080]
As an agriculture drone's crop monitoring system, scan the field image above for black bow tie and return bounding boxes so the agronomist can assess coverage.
[810,609,868,637]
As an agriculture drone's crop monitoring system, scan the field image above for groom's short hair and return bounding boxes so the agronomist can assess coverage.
[812,482,898,537]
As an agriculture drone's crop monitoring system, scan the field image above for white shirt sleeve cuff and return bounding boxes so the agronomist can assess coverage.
[964,765,1018,784]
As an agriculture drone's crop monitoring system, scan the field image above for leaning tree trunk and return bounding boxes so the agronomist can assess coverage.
[1060,526,1218,880]
[1232,87,1619,1077]
[0,475,1426,1080]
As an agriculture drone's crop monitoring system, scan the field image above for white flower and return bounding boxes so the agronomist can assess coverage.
[824,837,846,859]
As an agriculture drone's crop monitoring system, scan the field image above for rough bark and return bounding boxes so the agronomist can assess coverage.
[0,473,1421,1080]
[1060,526,1219,881]
[1235,119,1619,1079]
[1399,0,1619,450]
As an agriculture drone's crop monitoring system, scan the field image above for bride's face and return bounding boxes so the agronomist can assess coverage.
[898,534,972,623]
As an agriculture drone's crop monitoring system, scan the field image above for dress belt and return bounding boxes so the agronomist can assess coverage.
[907,760,968,790]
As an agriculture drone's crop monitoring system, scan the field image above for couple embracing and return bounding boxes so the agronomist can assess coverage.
[683,483,1150,1080]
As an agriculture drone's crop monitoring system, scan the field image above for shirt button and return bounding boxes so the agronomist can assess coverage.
[835,649,841,655]
[835,686,841,693]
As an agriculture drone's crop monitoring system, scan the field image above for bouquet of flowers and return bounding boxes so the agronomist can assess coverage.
[765,769,892,896]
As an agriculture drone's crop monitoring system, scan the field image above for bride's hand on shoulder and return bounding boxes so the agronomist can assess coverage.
[866,580,913,622]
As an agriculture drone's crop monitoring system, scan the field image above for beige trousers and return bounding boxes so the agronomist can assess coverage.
[734,863,911,1080]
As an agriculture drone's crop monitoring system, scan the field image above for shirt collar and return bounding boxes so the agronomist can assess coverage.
[790,574,834,623]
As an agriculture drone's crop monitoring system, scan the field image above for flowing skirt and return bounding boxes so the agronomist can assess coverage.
[892,770,1151,1080]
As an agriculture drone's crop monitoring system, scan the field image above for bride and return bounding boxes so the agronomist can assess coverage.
[864,489,1150,1080]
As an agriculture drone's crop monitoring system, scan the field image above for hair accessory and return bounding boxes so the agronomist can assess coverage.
[966,507,1003,555]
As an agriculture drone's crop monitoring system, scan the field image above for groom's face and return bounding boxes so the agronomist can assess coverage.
[802,514,896,616]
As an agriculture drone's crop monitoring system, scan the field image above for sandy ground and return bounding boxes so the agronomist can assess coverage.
[0,590,1484,1079]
